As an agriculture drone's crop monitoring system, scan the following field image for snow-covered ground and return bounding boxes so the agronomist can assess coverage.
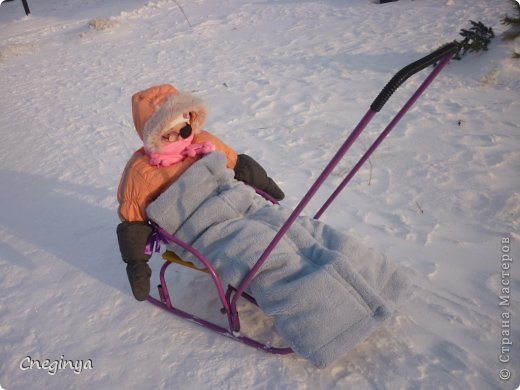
[1,0,519,388]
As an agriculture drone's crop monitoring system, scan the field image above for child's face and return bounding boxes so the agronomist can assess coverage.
[161,122,192,143]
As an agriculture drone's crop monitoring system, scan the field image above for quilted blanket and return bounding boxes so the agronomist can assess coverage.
[147,152,412,368]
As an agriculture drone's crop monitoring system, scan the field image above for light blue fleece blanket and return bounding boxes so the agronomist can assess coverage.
[147,152,412,368]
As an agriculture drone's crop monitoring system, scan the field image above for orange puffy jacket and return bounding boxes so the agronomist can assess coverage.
[117,84,238,222]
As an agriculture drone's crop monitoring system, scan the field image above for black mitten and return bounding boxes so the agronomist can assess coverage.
[234,154,285,201]
[116,221,153,301]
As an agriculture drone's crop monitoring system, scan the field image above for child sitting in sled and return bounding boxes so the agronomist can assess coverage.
[116,84,413,368]
[116,84,284,301]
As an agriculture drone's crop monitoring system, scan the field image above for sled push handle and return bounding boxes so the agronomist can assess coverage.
[228,43,459,330]
[371,42,459,112]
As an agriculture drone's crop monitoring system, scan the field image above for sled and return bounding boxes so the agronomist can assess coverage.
[145,42,460,354]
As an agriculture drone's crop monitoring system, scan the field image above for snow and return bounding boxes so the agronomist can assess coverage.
[0,0,519,388]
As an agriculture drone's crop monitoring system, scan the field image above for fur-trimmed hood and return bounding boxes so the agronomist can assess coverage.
[131,84,208,153]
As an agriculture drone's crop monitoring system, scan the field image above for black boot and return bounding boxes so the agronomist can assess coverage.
[126,261,152,301]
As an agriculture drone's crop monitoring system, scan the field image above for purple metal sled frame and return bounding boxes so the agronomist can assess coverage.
[146,42,460,354]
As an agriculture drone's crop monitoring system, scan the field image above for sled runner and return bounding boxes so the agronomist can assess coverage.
[145,42,460,356]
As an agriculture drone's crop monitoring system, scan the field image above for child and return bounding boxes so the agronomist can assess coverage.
[116,84,284,301]
[118,84,412,368]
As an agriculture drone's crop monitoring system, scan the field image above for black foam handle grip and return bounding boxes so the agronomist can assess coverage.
[370,42,460,112]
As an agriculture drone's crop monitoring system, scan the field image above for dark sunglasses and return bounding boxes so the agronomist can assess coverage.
[179,124,193,139]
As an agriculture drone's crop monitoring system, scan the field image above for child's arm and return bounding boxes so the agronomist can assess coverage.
[116,154,155,301]
[195,131,238,169]
[198,131,285,201]
[234,154,285,200]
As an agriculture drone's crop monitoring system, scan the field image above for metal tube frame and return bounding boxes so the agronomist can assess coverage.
[146,49,456,354]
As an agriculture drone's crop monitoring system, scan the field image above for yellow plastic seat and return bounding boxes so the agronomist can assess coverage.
[162,250,210,274]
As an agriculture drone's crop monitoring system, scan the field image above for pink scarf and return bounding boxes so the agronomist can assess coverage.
[145,134,216,167]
